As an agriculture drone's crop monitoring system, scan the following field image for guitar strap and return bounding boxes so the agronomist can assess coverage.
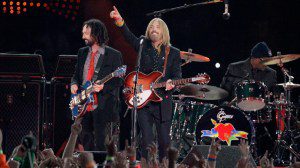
[162,45,170,77]
[92,53,104,83]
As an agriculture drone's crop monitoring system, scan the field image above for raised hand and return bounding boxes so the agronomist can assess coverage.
[208,138,221,155]
[110,6,123,21]
[260,150,269,167]
[105,136,117,157]
[238,139,250,158]
[124,140,135,158]
[71,117,83,135]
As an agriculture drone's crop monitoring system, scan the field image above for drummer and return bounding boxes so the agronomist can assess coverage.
[220,41,277,99]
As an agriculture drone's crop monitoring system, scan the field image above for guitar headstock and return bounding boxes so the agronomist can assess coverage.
[194,73,211,84]
[113,65,127,77]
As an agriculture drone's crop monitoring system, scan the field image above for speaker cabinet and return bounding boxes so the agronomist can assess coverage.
[0,80,42,155]
[50,78,73,154]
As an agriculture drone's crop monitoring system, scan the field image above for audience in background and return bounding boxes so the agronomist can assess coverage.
[0,122,299,168]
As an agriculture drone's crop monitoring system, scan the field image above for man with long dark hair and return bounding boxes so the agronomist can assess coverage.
[71,19,123,150]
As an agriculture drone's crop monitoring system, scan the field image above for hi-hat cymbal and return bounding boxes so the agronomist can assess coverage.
[277,82,300,90]
[178,84,228,100]
[262,54,300,65]
[180,51,210,62]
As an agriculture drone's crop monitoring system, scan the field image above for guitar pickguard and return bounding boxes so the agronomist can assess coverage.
[129,90,152,107]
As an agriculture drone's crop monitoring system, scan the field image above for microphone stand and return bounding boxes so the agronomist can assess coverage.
[146,0,223,17]
[131,39,144,147]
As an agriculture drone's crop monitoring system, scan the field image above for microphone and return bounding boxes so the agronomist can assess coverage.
[222,0,230,20]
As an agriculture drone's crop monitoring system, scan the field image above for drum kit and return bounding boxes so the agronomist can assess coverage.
[170,51,300,164]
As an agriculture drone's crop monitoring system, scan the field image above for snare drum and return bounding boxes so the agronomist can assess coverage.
[235,80,267,111]
[196,106,255,146]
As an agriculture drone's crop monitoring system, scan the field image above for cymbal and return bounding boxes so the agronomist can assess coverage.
[277,82,300,90]
[180,51,210,62]
[178,84,228,100]
[262,54,300,65]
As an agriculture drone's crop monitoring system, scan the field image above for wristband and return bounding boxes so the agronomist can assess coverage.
[207,157,216,161]
[0,149,3,154]
[129,156,136,162]
[115,19,124,27]
[105,156,114,162]
[129,161,137,168]
[207,154,217,159]
[12,156,23,163]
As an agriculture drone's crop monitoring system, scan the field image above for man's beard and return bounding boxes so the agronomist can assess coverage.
[85,39,95,46]
[149,33,161,43]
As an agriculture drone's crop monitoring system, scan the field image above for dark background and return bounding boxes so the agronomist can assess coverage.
[0,0,299,152]
[1,0,299,92]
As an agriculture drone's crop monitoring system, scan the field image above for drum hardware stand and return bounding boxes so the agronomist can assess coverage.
[181,49,193,67]
[273,58,298,165]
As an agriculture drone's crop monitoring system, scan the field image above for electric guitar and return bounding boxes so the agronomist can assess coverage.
[123,71,210,109]
[70,65,127,118]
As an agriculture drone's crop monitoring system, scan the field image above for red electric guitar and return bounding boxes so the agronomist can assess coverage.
[123,71,210,109]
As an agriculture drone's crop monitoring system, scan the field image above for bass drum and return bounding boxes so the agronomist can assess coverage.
[196,106,255,146]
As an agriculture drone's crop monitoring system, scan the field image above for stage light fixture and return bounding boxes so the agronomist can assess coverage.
[9,1,13,5]
[29,2,34,7]
[23,2,26,6]
[23,7,26,12]
[16,1,20,6]
[3,1,7,6]
[36,3,40,7]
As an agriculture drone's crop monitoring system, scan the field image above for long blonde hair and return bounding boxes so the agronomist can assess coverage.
[145,18,171,46]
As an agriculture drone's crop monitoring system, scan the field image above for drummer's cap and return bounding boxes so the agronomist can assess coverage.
[250,41,272,58]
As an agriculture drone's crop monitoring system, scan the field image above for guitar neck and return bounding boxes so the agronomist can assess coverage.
[95,73,114,85]
[86,73,114,93]
[153,78,194,89]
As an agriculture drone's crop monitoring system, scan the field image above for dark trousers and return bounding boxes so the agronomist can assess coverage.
[79,109,112,151]
[137,103,172,161]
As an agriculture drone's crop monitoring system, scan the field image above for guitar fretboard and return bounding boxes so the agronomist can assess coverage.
[85,73,114,93]
[153,77,195,89]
